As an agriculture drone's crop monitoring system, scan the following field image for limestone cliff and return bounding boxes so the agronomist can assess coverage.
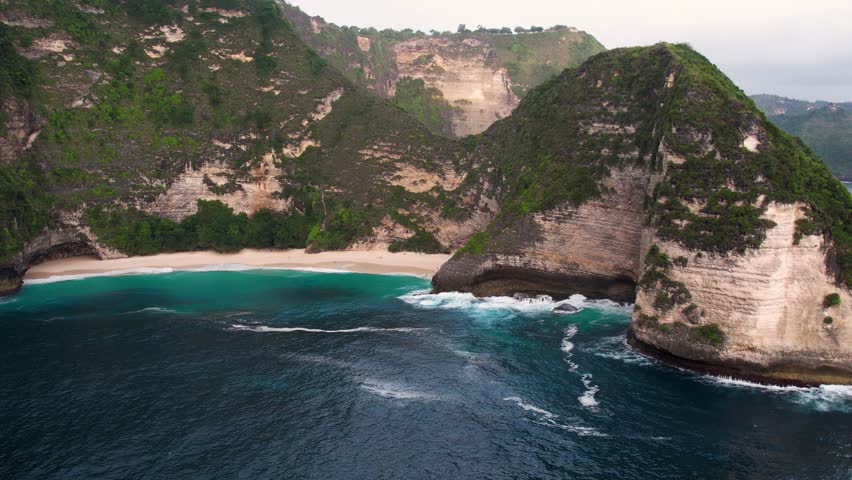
[433,44,852,384]
[631,202,852,384]
[1,2,849,385]
[279,2,605,136]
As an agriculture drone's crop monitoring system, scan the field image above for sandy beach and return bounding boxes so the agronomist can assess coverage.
[24,249,451,282]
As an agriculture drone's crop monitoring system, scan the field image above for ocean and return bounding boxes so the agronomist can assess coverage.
[1,269,850,479]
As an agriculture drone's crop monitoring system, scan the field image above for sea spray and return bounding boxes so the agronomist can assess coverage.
[561,325,601,409]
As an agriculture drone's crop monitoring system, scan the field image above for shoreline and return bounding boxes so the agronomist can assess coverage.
[23,249,451,283]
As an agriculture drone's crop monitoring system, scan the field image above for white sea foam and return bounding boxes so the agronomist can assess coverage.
[578,374,600,408]
[703,376,852,412]
[231,324,427,334]
[24,267,176,285]
[503,396,606,437]
[124,307,179,315]
[22,264,364,287]
[360,380,438,400]
[587,334,656,366]
[188,264,351,274]
[503,396,557,419]
[561,325,578,354]
[398,291,630,317]
[559,325,601,409]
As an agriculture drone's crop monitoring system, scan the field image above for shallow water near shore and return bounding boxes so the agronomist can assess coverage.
[1,270,850,479]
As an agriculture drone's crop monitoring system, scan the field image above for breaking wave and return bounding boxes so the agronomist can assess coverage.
[24,267,176,285]
[123,307,179,315]
[360,380,440,401]
[398,290,630,317]
[231,324,427,334]
[503,396,606,437]
[561,325,601,409]
[587,334,656,366]
[703,376,852,412]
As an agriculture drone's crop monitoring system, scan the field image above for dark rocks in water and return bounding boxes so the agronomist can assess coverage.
[553,303,581,314]
[512,293,531,301]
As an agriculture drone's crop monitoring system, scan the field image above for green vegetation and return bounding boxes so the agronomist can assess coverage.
[824,293,841,308]
[0,25,38,100]
[640,245,692,312]
[393,77,454,136]
[695,323,725,345]
[752,94,852,180]
[636,314,726,347]
[650,44,852,288]
[456,232,489,256]
[0,166,52,261]
[824,316,834,325]
[388,231,446,254]
[278,3,606,136]
[86,201,314,255]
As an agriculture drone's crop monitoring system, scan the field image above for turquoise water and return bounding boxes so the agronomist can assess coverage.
[1,269,850,479]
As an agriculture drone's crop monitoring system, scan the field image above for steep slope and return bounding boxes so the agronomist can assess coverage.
[752,94,852,180]
[433,45,852,384]
[280,2,605,137]
[0,0,474,294]
[1,2,849,384]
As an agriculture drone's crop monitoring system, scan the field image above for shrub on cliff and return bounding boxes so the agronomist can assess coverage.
[824,293,841,308]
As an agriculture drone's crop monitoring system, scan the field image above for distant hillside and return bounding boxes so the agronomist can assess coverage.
[280,2,605,137]
[752,94,852,180]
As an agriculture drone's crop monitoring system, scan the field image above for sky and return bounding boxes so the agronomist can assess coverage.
[287,0,852,102]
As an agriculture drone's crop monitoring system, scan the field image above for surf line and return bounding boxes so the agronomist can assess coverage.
[561,325,601,409]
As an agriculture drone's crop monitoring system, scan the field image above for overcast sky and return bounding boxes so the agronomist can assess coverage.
[287,0,852,102]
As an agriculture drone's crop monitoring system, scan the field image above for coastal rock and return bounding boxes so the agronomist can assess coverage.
[552,304,580,314]
[630,202,852,384]
[432,166,648,303]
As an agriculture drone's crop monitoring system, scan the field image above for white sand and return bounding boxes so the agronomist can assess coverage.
[24,249,451,281]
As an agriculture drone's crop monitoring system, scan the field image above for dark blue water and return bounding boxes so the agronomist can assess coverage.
[1,270,850,479]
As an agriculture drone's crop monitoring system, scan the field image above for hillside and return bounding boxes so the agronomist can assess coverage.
[280,2,605,137]
[752,94,852,180]
[0,0,849,384]
[0,0,473,290]
[433,45,852,384]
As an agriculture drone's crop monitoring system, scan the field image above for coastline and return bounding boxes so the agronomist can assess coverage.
[23,249,451,282]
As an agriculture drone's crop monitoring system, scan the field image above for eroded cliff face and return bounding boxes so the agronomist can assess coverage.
[432,44,852,384]
[279,3,605,137]
[392,37,517,137]
[631,202,852,384]
[432,166,648,301]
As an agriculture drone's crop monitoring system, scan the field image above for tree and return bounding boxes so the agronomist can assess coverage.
[514,26,526,33]
[457,24,467,33]
[530,25,544,32]
[500,27,512,34]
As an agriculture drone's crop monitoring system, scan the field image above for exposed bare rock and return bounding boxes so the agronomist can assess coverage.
[0,11,53,28]
[631,202,852,384]
[149,153,291,221]
[393,37,517,137]
[389,164,464,193]
[432,167,648,301]
[0,98,40,164]
[18,34,74,59]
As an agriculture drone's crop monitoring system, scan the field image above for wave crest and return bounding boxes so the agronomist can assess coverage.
[398,291,630,316]
[231,324,427,334]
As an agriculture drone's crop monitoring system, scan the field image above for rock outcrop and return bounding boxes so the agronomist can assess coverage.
[392,37,517,137]
[280,2,605,136]
[630,202,852,384]
[433,44,852,384]
[1,2,849,386]
[432,167,648,302]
